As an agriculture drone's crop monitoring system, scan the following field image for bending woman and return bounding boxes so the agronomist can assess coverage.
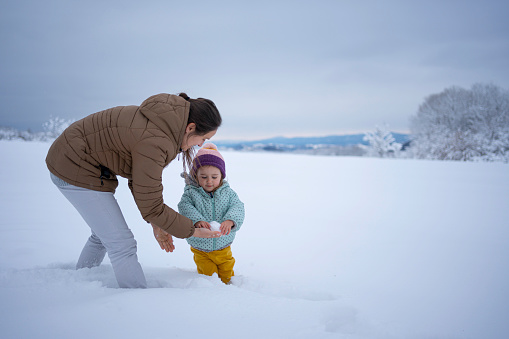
[46,93,222,288]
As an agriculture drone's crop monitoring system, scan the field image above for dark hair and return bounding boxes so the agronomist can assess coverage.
[178,92,222,172]
[179,93,222,134]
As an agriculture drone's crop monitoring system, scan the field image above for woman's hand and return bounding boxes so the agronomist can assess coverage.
[152,223,175,253]
[220,220,234,235]
[192,227,222,238]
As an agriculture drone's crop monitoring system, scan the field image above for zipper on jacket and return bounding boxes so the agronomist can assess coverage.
[99,165,111,186]
[211,193,217,251]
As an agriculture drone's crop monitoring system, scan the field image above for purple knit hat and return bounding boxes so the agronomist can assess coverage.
[192,143,226,178]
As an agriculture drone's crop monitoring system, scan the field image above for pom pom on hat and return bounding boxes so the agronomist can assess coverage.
[192,143,226,178]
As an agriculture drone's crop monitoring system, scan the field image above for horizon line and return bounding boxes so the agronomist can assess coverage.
[214,130,411,142]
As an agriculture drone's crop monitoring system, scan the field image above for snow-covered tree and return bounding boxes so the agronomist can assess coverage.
[0,126,41,141]
[410,83,509,162]
[42,116,73,140]
[0,126,20,140]
[363,124,402,158]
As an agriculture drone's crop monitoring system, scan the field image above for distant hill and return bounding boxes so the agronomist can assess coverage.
[214,133,410,148]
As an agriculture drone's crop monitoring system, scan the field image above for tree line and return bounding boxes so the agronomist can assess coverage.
[409,83,509,162]
[362,83,508,162]
[2,83,508,162]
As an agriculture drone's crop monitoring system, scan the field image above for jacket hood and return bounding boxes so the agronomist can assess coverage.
[181,172,200,187]
[139,93,190,145]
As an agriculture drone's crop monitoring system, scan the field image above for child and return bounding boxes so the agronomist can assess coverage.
[178,143,245,284]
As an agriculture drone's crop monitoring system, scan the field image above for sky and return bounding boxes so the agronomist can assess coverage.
[1,0,509,140]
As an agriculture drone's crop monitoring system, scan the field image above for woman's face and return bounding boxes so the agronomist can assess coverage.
[181,124,217,151]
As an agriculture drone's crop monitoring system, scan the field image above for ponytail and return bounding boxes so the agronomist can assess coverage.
[179,92,222,173]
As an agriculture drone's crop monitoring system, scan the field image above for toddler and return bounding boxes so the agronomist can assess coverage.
[178,143,245,284]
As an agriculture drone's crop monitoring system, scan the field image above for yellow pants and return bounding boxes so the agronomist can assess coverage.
[190,246,235,284]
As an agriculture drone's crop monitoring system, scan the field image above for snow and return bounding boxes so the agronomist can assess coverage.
[209,221,221,232]
[1,140,508,339]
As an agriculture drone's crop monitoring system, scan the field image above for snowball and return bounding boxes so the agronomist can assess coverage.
[209,221,221,232]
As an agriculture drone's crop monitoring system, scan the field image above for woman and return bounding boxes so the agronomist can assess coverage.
[46,93,222,288]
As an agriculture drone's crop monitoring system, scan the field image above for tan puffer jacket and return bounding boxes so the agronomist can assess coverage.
[46,93,194,238]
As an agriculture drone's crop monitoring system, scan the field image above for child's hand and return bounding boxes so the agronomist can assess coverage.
[220,220,234,235]
[195,221,211,229]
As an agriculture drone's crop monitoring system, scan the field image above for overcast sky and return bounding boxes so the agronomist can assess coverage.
[1,0,508,140]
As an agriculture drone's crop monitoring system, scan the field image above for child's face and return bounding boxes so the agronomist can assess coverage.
[197,166,222,192]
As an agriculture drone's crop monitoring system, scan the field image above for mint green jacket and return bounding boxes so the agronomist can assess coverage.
[178,174,245,252]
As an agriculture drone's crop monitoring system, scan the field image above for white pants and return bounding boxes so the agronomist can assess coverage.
[51,173,147,288]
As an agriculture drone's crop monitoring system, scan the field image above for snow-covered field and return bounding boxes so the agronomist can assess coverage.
[1,141,508,339]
